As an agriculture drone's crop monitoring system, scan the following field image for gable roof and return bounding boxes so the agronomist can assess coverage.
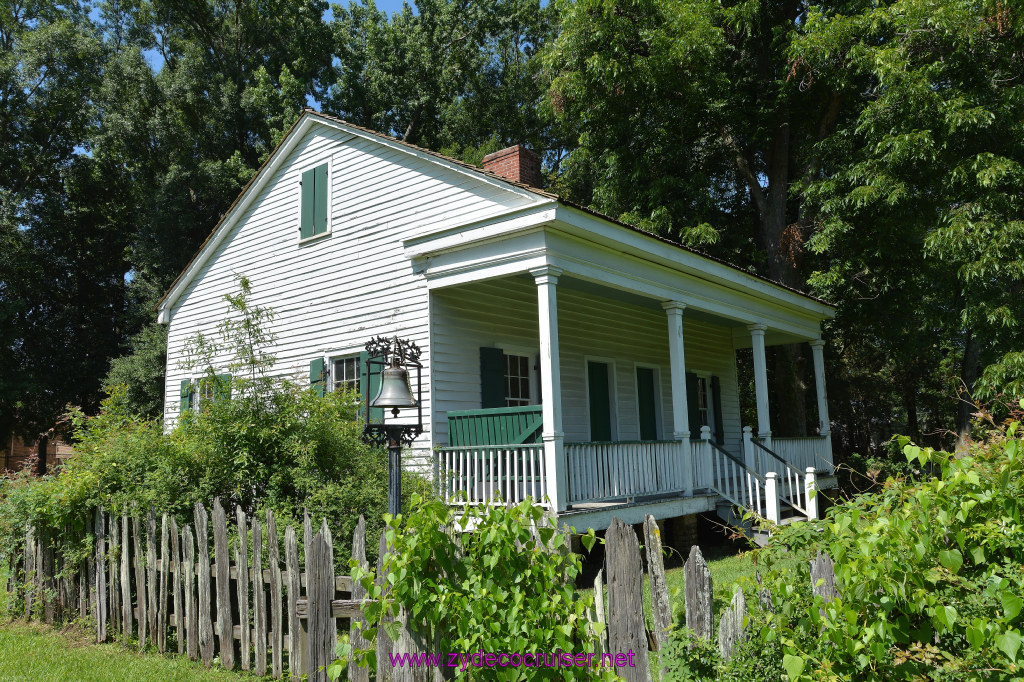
[156,109,832,318]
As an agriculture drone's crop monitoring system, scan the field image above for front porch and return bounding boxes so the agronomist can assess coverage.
[434,407,834,530]
[409,211,835,529]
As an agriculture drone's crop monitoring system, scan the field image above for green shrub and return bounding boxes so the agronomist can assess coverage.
[745,401,1024,681]
[0,277,424,571]
[332,495,617,681]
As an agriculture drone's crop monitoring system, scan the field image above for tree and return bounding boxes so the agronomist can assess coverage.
[545,0,863,436]
[0,2,113,435]
[796,0,1024,448]
[327,0,560,163]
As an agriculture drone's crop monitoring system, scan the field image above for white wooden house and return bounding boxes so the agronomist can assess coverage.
[157,110,836,532]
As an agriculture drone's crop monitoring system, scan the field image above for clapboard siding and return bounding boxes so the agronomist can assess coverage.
[430,277,744,456]
[164,125,541,464]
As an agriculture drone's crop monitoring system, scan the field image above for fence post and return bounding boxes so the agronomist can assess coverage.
[170,517,183,655]
[348,516,369,682]
[133,509,148,649]
[119,515,131,637]
[252,517,268,677]
[605,518,650,682]
[158,513,170,653]
[147,506,158,647]
[95,508,107,642]
[266,508,284,679]
[307,530,332,682]
[182,523,198,660]
[765,472,780,524]
[804,468,818,520]
[718,586,748,661]
[194,503,213,666]
[684,544,713,641]
[284,525,302,681]
[642,515,671,651]
[235,507,251,672]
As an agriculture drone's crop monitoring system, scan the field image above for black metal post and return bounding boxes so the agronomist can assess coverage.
[386,425,403,518]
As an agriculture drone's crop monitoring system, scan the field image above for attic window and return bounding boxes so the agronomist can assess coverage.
[300,163,329,239]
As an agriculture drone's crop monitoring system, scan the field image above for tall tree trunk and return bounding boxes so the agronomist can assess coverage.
[760,120,808,436]
[955,331,981,456]
[35,435,48,476]
[903,380,921,443]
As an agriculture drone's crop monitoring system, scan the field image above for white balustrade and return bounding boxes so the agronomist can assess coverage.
[564,441,686,504]
[771,436,833,473]
[707,443,768,520]
[436,444,547,507]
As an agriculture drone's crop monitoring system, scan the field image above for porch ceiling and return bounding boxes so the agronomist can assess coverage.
[409,214,832,342]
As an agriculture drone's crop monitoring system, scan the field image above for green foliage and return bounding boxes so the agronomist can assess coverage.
[660,628,722,681]
[103,323,168,420]
[743,404,1024,680]
[331,495,613,681]
[0,281,411,570]
[798,0,1024,448]
[327,0,559,155]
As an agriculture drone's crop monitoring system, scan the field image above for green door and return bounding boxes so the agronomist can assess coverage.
[636,367,658,440]
[588,361,613,441]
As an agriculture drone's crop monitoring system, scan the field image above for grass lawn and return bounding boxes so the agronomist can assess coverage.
[0,623,259,682]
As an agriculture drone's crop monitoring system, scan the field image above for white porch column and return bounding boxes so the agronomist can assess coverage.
[749,324,772,446]
[662,301,692,495]
[809,338,830,437]
[532,266,566,512]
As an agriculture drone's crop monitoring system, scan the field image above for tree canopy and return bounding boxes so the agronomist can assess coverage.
[1,0,1021,469]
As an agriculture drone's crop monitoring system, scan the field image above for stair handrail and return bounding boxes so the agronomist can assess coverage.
[706,440,771,520]
[710,441,765,483]
[750,438,809,516]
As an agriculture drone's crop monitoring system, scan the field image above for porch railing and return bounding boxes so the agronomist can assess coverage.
[435,444,547,506]
[771,435,833,473]
[750,439,812,518]
[565,441,686,504]
[708,441,771,520]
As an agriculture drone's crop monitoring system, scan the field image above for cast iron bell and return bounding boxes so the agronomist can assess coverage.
[371,360,418,410]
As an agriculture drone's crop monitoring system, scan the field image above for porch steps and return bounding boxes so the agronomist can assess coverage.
[714,499,805,548]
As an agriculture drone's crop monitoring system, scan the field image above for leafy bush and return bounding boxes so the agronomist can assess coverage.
[744,401,1024,681]
[332,495,616,681]
[0,278,421,570]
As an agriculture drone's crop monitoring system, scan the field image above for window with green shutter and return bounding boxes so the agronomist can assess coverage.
[310,358,326,397]
[179,379,194,414]
[300,162,329,239]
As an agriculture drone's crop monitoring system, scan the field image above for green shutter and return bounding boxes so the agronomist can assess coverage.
[310,358,326,397]
[711,375,725,445]
[215,373,232,401]
[588,361,612,441]
[686,371,700,435]
[313,163,328,235]
[636,367,658,441]
[480,347,505,408]
[300,167,316,239]
[179,379,192,413]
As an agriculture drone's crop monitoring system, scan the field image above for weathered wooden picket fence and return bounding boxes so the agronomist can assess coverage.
[7,502,836,682]
[7,500,379,682]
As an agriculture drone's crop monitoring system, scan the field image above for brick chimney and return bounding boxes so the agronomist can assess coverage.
[481,145,543,188]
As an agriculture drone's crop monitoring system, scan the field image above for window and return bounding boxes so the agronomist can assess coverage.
[332,356,361,394]
[200,378,217,405]
[300,162,329,239]
[504,353,531,407]
[181,374,230,414]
